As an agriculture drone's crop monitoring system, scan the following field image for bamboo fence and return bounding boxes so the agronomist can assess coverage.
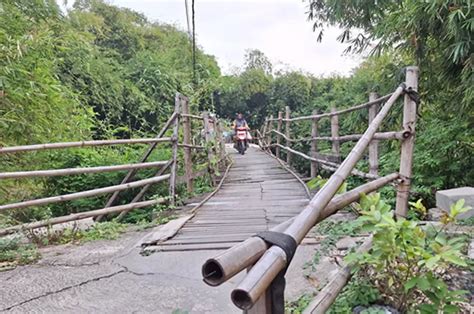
[0,92,229,235]
[203,66,420,313]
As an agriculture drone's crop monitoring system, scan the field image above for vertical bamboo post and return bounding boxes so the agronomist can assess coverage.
[266,115,273,150]
[216,119,226,165]
[285,106,292,164]
[368,92,379,177]
[169,93,181,206]
[395,66,419,218]
[275,111,283,159]
[330,106,340,161]
[262,118,268,148]
[202,112,216,185]
[310,110,319,178]
[182,97,193,193]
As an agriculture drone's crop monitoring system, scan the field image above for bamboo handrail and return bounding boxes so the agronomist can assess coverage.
[0,161,169,179]
[230,85,404,310]
[202,173,399,287]
[0,198,167,236]
[0,138,173,154]
[269,129,409,143]
[0,174,171,212]
[267,93,393,122]
[180,113,204,120]
[270,143,379,180]
[178,143,206,150]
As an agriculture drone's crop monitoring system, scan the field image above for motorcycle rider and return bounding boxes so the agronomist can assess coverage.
[232,113,250,149]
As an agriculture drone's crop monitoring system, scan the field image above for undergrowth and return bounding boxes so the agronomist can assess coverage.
[285,293,314,314]
[0,237,40,271]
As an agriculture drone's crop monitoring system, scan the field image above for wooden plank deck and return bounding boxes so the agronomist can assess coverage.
[146,145,309,251]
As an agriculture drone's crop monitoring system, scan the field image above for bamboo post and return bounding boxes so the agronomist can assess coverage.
[310,110,319,178]
[266,115,273,149]
[215,119,226,165]
[182,97,194,193]
[330,106,340,161]
[395,66,419,218]
[275,111,283,159]
[368,92,379,176]
[285,106,291,164]
[262,118,268,150]
[202,112,216,185]
[169,93,182,206]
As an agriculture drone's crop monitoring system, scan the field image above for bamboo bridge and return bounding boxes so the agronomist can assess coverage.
[0,67,420,313]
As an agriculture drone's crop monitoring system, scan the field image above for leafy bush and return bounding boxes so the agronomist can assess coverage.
[346,195,470,312]
[328,276,380,314]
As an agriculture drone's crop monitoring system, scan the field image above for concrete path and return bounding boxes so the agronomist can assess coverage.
[0,146,315,313]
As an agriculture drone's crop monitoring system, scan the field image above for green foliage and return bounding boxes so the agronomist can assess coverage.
[285,293,313,314]
[306,0,473,110]
[307,175,347,194]
[346,194,469,312]
[327,275,380,314]
[0,0,221,223]
[0,236,40,270]
[28,221,127,246]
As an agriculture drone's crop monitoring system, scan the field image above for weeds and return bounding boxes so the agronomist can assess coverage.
[285,293,314,314]
[0,237,40,271]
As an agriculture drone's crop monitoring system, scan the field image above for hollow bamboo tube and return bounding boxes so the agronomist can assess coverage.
[0,138,173,154]
[231,86,404,310]
[275,112,283,159]
[0,198,166,236]
[0,161,168,179]
[395,66,419,218]
[368,92,380,176]
[202,173,399,287]
[0,174,171,212]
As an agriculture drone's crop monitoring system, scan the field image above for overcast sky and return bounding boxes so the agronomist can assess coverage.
[70,0,362,76]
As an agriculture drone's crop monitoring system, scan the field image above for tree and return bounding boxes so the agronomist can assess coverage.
[306,0,473,110]
[244,49,273,76]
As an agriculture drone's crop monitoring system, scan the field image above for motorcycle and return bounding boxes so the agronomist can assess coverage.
[235,127,248,155]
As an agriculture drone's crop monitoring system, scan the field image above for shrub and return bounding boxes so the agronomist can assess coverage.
[346,196,470,312]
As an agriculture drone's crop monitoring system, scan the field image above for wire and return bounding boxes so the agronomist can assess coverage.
[192,0,197,85]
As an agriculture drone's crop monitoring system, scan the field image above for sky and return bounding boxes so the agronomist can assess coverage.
[66,0,363,76]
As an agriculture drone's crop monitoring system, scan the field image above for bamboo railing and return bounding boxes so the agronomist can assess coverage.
[0,92,228,236]
[202,66,420,313]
